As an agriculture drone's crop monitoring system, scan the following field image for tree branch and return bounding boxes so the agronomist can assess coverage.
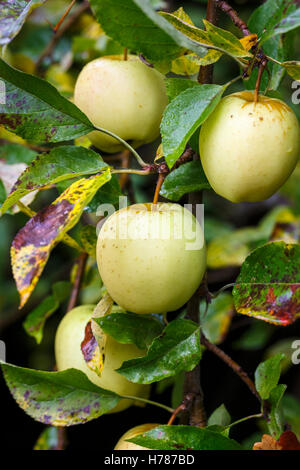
[201,334,261,402]
[67,252,88,312]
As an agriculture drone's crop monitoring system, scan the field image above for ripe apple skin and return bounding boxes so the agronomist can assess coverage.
[199,91,300,203]
[55,305,150,413]
[97,203,206,314]
[74,55,168,153]
[114,423,158,450]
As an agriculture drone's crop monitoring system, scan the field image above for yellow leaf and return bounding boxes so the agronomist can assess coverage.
[240,34,257,52]
[11,168,111,308]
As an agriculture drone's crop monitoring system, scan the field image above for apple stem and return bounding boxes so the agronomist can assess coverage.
[121,395,174,414]
[123,48,128,61]
[93,126,148,167]
[152,173,165,205]
[254,59,268,103]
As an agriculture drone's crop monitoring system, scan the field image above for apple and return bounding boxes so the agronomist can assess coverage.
[55,305,150,413]
[199,91,300,203]
[73,55,168,153]
[114,423,158,450]
[97,203,206,314]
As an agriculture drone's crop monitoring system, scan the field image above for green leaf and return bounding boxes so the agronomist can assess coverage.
[281,61,300,81]
[89,0,208,62]
[0,0,46,47]
[33,426,60,451]
[160,160,210,201]
[233,242,300,326]
[203,20,251,58]
[165,77,199,102]
[282,394,300,440]
[260,7,300,44]
[0,143,37,164]
[268,384,287,439]
[23,281,72,344]
[129,424,242,450]
[117,319,202,384]
[0,58,94,143]
[161,84,225,168]
[247,0,295,91]
[255,353,285,400]
[233,322,274,351]
[96,312,164,350]
[0,146,108,216]
[1,363,121,426]
[201,293,234,345]
[208,404,231,427]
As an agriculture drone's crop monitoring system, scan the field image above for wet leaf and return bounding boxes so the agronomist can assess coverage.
[233,242,300,325]
[255,353,285,400]
[160,160,210,202]
[1,363,121,426]
[97,312,164,350]
[89,0,208,62]
[161,84,225,168]
[23,281,72,344]
[1,146,107,215]
[117,319,202,384]
[165,77,199,102]
[129,424,242,450]
[0,0,46,46]
[0,58,94,143]
[11,168,111,308]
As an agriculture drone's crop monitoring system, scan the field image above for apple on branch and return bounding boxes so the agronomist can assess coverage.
[97,203,206,315]
[199,91,300,203]
[74,55,168,153]
[55,305,150,413]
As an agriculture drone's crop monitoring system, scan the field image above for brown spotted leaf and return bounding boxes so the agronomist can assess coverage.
[11,168,111,308]
[233,242,300,326]
[1,363,121,426]
[0,0,46,46]
[0,58,94,143]
[81,294,113,377]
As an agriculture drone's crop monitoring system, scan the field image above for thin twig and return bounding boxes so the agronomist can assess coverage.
[215,0,251,36]
[53,0,76,33]
[201,334,261,402]
[67,252,88,312]
[198,0,218,84]
[35,1,90,70]
[152,173,165,205]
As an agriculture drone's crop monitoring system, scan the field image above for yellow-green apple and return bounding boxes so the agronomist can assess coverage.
[55,305,150,413]
[114,423,158,450]
[199,91,300,202]
[74,55,168,153]
[97,203,206,314]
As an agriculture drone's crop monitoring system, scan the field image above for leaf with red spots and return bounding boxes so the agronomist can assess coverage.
[0,146,108,216]
[11,168,111,308]
[0,0,46,46]
[1,363,121,426]
[233,242,300,326]
[0,58,94,143]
